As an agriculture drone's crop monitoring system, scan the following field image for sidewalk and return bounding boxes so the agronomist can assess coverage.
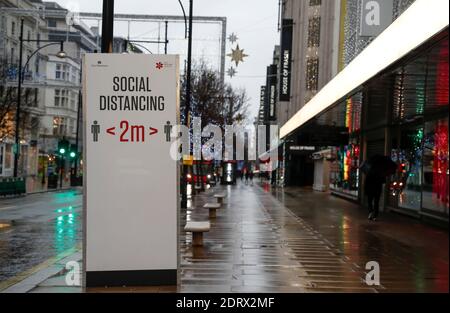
[4,181,448,293]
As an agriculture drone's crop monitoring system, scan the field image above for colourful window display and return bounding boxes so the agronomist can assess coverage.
[423,119,449,214]
[330,141,360,197]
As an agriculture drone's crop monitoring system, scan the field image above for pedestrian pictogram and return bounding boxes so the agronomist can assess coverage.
[91,121,100,142]
[164,121,173,142]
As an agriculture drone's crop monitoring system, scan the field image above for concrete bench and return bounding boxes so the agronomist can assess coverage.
[184,221,210,246]
[203,203,222,218]
[213,194,226,204]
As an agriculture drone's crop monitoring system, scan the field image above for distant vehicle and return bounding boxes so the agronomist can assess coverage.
[222,161,237,185]
[187,160,216,185]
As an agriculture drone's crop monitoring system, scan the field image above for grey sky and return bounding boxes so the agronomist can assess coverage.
[55,0,280,121]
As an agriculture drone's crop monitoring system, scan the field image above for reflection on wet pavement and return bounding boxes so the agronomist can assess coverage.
[2,184,447,293]
[0,190,82,282]
[180,183,448,293]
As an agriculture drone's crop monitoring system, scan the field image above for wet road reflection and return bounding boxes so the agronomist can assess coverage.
[0,191,82,282]
[180,182,448,293]
[267,185,449,293]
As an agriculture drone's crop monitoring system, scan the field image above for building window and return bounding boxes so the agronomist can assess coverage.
[10,47,15,64]
[53,117,67,136]
[55,63,70,81]
[5,145,12,169]
[71,68,78,83]
[69,119,75,135]
[34,88,38,107]
[70,91,77,110]
[55,90,60,106]
[48,20,57,28]
[306,58,319,91]
[55,89,69,107]
[309,0,321,6]
[11,21,16,37]
[308,17,321,48]
[56,64,62,79]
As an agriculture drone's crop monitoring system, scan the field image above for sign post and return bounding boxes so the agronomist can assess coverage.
[83,54,179,287]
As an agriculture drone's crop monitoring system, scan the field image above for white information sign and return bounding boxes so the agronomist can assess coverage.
[83,54,179,287]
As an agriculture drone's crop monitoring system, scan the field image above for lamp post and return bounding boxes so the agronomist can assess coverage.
[180,0,194,208]
[102,0,115,53]
[13,18,66,177]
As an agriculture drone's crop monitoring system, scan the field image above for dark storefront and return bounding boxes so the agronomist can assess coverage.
[283,29,449,222]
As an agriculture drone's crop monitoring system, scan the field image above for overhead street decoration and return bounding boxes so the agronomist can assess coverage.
[227,66,238,78]
[228,32,238,44]
[227,44,248,67]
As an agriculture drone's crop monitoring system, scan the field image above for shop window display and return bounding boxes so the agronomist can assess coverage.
[330,142,360,197]
[423,119,449,214]
[391,127,423,211]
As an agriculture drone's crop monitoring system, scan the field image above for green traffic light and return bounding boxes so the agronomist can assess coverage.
[59,148,66,154]
[70,152,76,158]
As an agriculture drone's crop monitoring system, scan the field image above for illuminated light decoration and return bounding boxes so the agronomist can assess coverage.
[436,45,449,105]
[345,98,352,131]
[280,0,449,139]
[416,79,425,115]
[433,120,449,204]
[343,147,350,181]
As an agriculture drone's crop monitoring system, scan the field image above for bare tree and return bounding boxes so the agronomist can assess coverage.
[0,56,38,142]
[180,59,249,129]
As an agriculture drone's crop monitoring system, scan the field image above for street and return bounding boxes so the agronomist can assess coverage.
[180,182,449,293]
[0,190,82,282]
[1,181,446,293]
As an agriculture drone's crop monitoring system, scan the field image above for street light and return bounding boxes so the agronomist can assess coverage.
[13,18,66,177]
[180,0,194,208]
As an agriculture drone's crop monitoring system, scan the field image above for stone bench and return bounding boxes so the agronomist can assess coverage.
[203,203,222,218]
[184,221,210,246]
[213,194,226,204]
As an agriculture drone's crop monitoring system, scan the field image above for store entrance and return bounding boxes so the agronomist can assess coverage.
[289,154,314,187]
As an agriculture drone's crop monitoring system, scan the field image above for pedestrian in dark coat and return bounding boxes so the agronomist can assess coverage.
[363,155,397,221]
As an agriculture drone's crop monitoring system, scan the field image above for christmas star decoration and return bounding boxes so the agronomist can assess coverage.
[228,33,238,44]
[227,67,237,78]
[227,44,248,67]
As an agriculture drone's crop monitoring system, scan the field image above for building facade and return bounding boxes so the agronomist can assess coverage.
[279,0,449,224]
[0,0,48,179]
[0,0,100,191]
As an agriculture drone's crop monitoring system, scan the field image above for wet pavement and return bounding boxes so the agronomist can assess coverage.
[180,182,448,293]
[1,181,448,293]
[0,190,82,285]
[267,184,449,293]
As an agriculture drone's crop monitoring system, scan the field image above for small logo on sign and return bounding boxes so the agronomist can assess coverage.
[156,62,164,70]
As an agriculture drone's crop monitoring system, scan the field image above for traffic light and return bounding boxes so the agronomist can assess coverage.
[69,144,77,159]
[58,139,69,155]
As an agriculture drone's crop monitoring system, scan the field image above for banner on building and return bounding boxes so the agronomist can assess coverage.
[267,64,277,121]
[259,86,266,122]
[279,19,293,102]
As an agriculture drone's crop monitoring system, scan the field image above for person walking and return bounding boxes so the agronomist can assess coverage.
[245,170,249,185]
[363,155,397,221]
[249,170,254,186]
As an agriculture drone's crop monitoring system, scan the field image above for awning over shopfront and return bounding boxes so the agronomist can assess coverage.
[280,0,449,139]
